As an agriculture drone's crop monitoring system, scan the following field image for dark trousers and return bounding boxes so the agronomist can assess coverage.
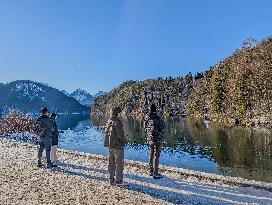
[38,138,52,164]
[149,144,161,174]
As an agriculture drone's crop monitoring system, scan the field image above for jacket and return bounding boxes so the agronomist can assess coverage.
[104,116,125,149]
[144,112,165,145]
[37,115,54,139]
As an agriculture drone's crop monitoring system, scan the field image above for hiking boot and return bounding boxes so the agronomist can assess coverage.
[153,173,163,179]
[47,163,58,168]
[109,179,115,186]
[37,163,43,168]
[115,181,124,187]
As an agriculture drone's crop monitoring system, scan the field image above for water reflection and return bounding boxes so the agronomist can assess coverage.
[178,118,272,182]
[59,115,272,182]
[57,114,90,130]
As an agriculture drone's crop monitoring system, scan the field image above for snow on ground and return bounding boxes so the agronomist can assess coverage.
[1,138,272,205]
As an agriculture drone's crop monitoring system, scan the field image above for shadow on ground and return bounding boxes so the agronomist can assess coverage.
[50,162,272,205]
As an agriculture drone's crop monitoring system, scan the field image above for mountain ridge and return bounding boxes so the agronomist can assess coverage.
[0,80,89,114]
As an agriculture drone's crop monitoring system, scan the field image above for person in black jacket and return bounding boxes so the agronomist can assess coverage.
[37,108,56,168]
[50,113,59,164]
[144,104,165,179]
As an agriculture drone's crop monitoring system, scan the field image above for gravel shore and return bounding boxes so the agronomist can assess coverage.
[1,139,272,205]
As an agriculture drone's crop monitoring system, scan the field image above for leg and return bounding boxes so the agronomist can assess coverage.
[108,149,116,182]
[115,149,124,184]
[153,144,161,175]
[149,144,155,174]
[44,139,52,165]
[50,145,57,162]
[50,146,54,162]
[38,140,45,165]
[54,145,58,161]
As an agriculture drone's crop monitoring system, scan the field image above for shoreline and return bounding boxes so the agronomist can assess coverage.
[59,146,272,192]
[1,138,272,204]
[5,132,272,185]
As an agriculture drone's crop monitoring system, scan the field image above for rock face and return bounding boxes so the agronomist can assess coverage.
[92,37,272,128]
[0,80,89,114]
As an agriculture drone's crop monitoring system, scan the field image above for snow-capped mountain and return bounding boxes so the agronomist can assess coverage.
[94,91,107,98]
[13,81,47,102]
[69,89,95,106]
[69,89,107,106]
[0,80,89,113]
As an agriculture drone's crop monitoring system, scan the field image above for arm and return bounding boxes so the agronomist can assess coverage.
[50,120,54,132]
[54,122,59,136]
[144,115,149,130]
[115,120,125,145]
[104,120,111,147]
[158,117,165,139]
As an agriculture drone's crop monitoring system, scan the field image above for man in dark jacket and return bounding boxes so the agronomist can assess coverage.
[144,104,165,179]
[37,107,56,168]
[104,107,125,185]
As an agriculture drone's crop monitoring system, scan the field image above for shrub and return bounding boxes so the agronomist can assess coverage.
[0,111,35,136]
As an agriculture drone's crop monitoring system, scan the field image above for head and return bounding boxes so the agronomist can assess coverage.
[111,107,122,117]
[150,104,157,113]
[41,107,49,116]
[50,113,57,120]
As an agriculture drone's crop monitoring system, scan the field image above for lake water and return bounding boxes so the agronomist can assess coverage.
[56,114,272,183]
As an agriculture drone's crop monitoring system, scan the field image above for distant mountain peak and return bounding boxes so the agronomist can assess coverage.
[70,89,94,106]
[61,90,70,96]
[69,89,107,106]
[75,88,89,95]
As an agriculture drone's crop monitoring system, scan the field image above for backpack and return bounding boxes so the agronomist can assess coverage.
[33,120,45,137]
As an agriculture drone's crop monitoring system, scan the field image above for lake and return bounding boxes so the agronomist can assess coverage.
[56,114,272,183]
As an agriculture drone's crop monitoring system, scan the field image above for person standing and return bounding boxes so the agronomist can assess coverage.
[144,104,165,179]
[37,108,56,168]
[50,113,59,164]
[104,107,125,186]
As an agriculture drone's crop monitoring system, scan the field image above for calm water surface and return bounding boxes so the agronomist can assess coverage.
[57,114,272,183]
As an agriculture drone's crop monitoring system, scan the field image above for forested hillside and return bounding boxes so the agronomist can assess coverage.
[91,75,194,118]
[92,37,272,128]
[187,37,272,128]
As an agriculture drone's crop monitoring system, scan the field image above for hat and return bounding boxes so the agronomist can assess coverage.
[41,107,48,115]
[112,107,122,116]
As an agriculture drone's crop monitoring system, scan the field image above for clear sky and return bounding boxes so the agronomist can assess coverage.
[0,0,272,94]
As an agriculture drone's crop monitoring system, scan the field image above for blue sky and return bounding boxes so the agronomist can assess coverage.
[0,0,272,94]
